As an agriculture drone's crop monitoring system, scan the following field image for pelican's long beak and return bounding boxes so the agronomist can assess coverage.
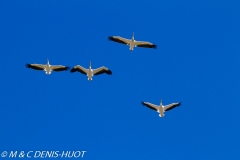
[47,58,49,64]
[132,32,134,40]
[160,99,162,107]
[90,61,92,68]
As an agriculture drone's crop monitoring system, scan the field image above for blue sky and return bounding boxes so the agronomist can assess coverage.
[0,0,239,159]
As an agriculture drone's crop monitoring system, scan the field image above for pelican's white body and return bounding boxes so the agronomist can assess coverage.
[71,61,112,81]
[142,100,181,118]
[129,34,135,51]
[109,32,157,51]
[44,60,51,75]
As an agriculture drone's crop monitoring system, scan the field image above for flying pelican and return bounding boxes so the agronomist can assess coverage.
[70,61,112,80]
[108,32,157,51]
[26,59,70,75]
[142,99,181,117]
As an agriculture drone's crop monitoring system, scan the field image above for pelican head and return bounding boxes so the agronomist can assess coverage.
[89,61,92,69]
[47,58,50,65]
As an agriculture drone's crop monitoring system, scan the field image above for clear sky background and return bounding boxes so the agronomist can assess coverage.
[0,0,239,159]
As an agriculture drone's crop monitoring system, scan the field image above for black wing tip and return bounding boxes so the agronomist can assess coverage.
[26,63,31,68]
[141,102,146,106]
[65,66,70,70]
[62,66,70,71]
[107,70,112,75]
[70,68,76,73]
[152,44,157,49]
[177,102,181,107]
[108,36,114,40]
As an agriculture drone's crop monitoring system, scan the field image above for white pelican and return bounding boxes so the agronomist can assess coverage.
[70,61,112,81]
[142,99,181,117]
[108,32,157,51]
[26,59,69,75]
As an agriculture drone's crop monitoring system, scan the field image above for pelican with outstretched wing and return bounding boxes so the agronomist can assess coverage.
[70,61,112,81]
[108,32,157,51]
[142,99,181,117]
[26,59,69,75]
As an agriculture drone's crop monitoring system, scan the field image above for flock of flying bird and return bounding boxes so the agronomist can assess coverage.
[26,33,181,118]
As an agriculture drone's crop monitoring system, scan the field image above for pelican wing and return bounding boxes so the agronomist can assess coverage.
[108,36,130,45]
[70,65,88,75]
[93,67,112,75]
[50,65,70,72]
[164,102,181,111]
[134,41,157,49]
[142,102,158,111]
[26,64,45,70]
